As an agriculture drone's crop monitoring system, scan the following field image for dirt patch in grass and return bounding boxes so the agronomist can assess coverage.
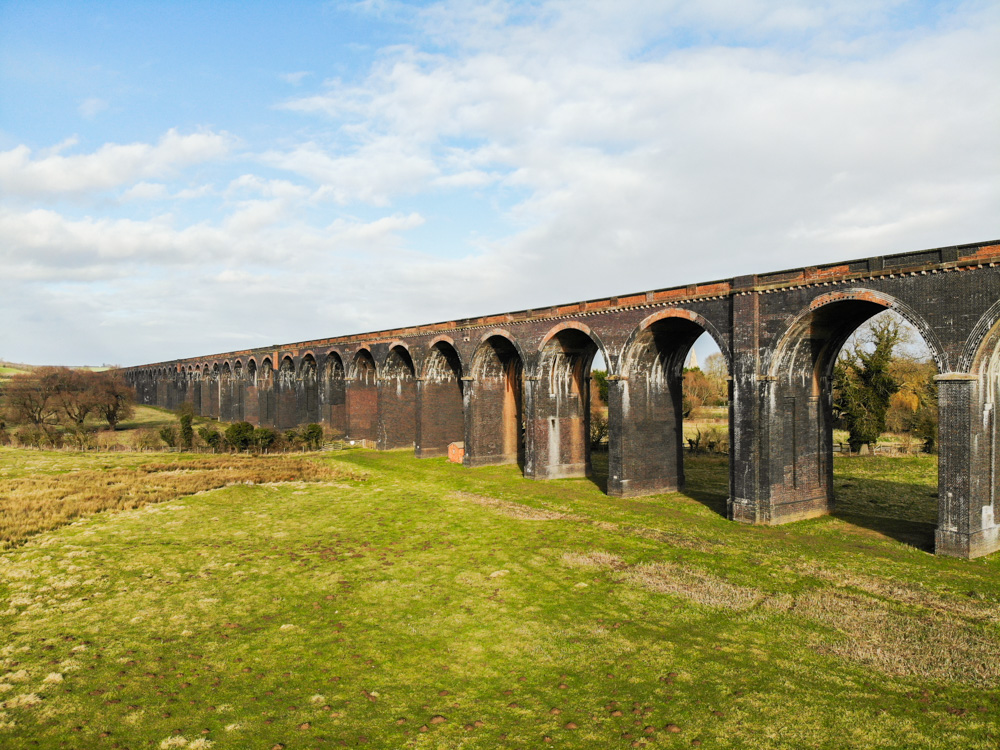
[0,456,364,549]
[449,492,582,521]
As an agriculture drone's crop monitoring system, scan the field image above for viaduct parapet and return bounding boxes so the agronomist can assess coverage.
[123,240,1000,559]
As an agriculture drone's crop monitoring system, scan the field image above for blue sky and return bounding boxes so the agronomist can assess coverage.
[1,0,997,366]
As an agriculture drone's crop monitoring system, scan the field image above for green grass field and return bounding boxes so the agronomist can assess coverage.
[0,448,997,749]
[0,365,29,380]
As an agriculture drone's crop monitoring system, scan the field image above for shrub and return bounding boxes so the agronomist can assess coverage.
[178,405,194,449]
[198,426,222,452]
[590,412,609,450]
[158,426,178,448]
[284,429,302,451]
[252,427,278,453]
[302,423,324,450]
[132,428,160,451]
[224,421,254,452]
[14,425,45,449]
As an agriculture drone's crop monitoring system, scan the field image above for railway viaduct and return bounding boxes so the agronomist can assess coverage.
[123,240,1000,559]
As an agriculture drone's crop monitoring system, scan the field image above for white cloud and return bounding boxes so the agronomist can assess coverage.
[2,0,998,365]
[0,128,236,196]
[121,182,169,202]
[78,97,108,119]
[260,137,438,205]
[280,71,312,85]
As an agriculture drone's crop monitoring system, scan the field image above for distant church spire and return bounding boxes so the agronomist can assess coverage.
[686,348,698,370]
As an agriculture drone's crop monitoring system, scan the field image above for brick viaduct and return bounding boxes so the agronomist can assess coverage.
[123,240,1000,559]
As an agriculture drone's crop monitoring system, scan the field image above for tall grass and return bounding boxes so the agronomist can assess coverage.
[0,455,364,549]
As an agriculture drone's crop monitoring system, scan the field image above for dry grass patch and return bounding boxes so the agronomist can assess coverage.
[562,551,761,610]
[790,589,1000,688]
[627,562,763,610]
[0,456,363,549]
[563,552,998,686]
[449,492,581,521]
[790,562,1000,624]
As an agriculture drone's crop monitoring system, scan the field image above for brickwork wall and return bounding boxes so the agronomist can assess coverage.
[346,351,378,441]
[415,342,464,458]
[377,347,417,450]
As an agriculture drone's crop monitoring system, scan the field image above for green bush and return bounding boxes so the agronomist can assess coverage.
[198,426,222,452]
[302,423,324,450]
[225,421,254,452]
[252,427,278,453]
[158,425,177,448]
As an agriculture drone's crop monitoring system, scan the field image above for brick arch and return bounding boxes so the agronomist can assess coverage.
[531,321,609,480]
[537,320,610,369]
[962,297,1000,374]
[468,332,525,469]
[611,307,729,499]
[349,347,378,380]
[423,337,464,381]
[325,349,345,370]
[298,352,318,378]
[475,329,527,371]
[382,342,416,375]
[621,308,730,377]
[767,288,947,380]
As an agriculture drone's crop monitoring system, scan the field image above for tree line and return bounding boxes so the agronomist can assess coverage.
[156,406,326,454]
[0,368,134,448]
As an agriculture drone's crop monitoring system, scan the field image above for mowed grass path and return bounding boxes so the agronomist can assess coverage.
[0,449,998,749]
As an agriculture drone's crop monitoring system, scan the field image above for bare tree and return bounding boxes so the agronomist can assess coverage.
[90,371,135,430]
[53,368,98,427]
[1,368,63,429]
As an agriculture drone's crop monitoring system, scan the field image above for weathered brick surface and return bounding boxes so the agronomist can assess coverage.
[415,340,464,458]
[346,349,378,441]
[377,346,417,450]
[124,240,1000,558]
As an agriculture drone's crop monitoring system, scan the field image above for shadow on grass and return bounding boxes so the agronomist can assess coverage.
[587,452,731,515]
[831,511,936,552]
[588,449,609,493]
[833,475,939,551]
[683,454,730,517]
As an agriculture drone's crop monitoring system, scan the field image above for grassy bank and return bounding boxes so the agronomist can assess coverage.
[0,448,997,749]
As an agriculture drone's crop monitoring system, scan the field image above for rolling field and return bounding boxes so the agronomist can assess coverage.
[0,448,997,749]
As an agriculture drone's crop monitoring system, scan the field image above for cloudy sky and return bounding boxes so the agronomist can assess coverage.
[1,0,997,367]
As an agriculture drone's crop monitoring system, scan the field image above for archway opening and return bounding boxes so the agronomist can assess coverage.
[299,354,319,425]
[209,363,220,419]
[418,341,464,458]
[533,327,600,481]
[347,349,378,441]
[681,331,731,513]
[468,335,524,468]
[325,352,346,436]
[259,358,275,426]
[774,302,941,548]
[276,356,297,430]
[220,361,235,422]
[611,314,719,499]
[234,360,245,420]
[379,346,417,450]
[972,321,1000,540]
